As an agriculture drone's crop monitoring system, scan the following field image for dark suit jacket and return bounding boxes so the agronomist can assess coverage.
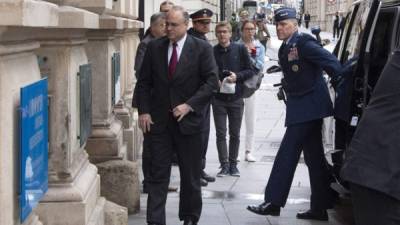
[136,35,219,135]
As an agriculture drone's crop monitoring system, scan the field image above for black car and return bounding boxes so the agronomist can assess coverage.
[333,0,400,184]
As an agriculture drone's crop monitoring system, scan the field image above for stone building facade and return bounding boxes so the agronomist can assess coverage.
[0,0,142,225]
[303,0,354,31]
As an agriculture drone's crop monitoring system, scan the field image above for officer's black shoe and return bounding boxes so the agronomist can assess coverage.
[201,170,216,182]
[296,209,328,221]
[183,219,197,225]
[200,178,208,187]
[247,202,281,216]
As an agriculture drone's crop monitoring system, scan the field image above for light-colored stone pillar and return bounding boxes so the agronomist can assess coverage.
[30,7,106,225]
[0,41,45,225]
[85,16,140,212]
[113,19,141,161]
[85,16,126,164]
[0,1,57,225]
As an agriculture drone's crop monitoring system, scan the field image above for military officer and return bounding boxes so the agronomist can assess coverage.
[188,8,213,41]
[187,8,216,187]
[247,7,344,221]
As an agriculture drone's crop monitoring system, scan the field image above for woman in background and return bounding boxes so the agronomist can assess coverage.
[237,20,265,162]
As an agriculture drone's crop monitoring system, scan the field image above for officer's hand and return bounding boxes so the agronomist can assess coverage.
[139,114,154,134]
[226,72,237,83]
[330,75,344,91]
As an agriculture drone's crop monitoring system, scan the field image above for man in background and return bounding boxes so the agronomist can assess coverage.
[133,12,166,194]
[159,0,174,13]
[304,12,311,29]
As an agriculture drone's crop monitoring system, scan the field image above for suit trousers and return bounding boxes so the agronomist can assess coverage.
[146,115,203,225]
[351,183,400,225]
[264,119,332,210]
[212,98,244,165]
[201,104,211,170]
[142,133,151,188]
[243,94,256,153]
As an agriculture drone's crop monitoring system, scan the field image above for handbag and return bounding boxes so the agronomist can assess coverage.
[242,67,264,98]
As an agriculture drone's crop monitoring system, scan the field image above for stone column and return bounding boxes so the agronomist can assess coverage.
[0,41,45,225]
[35,37,106,225]
[85,16,140,213]
[31,7,106,225]
[85,18,126,163]
[0,1,57,224]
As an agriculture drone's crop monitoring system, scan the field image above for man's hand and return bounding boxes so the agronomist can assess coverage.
[226,72,237,83]
[139,114,153,133]
[173,103,192,122]
[330,75,344,91]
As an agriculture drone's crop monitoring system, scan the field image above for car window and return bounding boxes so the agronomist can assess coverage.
[367,9,397,98]
[339,1,374,62]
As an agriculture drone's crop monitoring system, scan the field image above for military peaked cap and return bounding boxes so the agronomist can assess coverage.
[190,8,213,21]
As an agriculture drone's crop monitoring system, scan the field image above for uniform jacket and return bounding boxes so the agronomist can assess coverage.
[279,31,342,126]
[341,49,400,200]
[213,42,254,101]
[188,28,207,41]
[135,35,219,135]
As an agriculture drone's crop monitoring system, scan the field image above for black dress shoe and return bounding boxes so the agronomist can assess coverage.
[200,178,208,187]
[247,202,280,216]
[183,219,197,225]
[202,171,216,182]
[296,209,328,221]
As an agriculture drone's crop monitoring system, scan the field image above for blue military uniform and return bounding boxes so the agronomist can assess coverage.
[263,7,343,212]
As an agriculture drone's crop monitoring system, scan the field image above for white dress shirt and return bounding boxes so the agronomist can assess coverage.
[168,34,187,64]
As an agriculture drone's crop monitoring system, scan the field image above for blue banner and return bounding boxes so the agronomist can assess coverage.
[20,78,49,223]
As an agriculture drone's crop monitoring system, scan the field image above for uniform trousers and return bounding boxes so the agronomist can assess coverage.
[147,115,203,225]
[351,183,400,225]
[264,119,332,210]
[201,104,211,170]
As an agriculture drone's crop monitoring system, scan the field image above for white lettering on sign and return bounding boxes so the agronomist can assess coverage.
[34,115,43,130]
[29,130,44,150]
[29,95,43,117]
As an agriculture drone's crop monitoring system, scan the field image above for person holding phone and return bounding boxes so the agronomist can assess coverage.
[212,21,253,177]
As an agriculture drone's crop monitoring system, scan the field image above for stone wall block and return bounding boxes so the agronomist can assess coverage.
[0,0,58,27]
[63,0,113,14]
[86,119,124,158]
[58,6,99,29]
[104,200,128,225]
[96,160,140,214]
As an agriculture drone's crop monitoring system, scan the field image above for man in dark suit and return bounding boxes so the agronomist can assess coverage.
[304,12,311,29]
[135,5,219,225]
[247,7,344,221]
